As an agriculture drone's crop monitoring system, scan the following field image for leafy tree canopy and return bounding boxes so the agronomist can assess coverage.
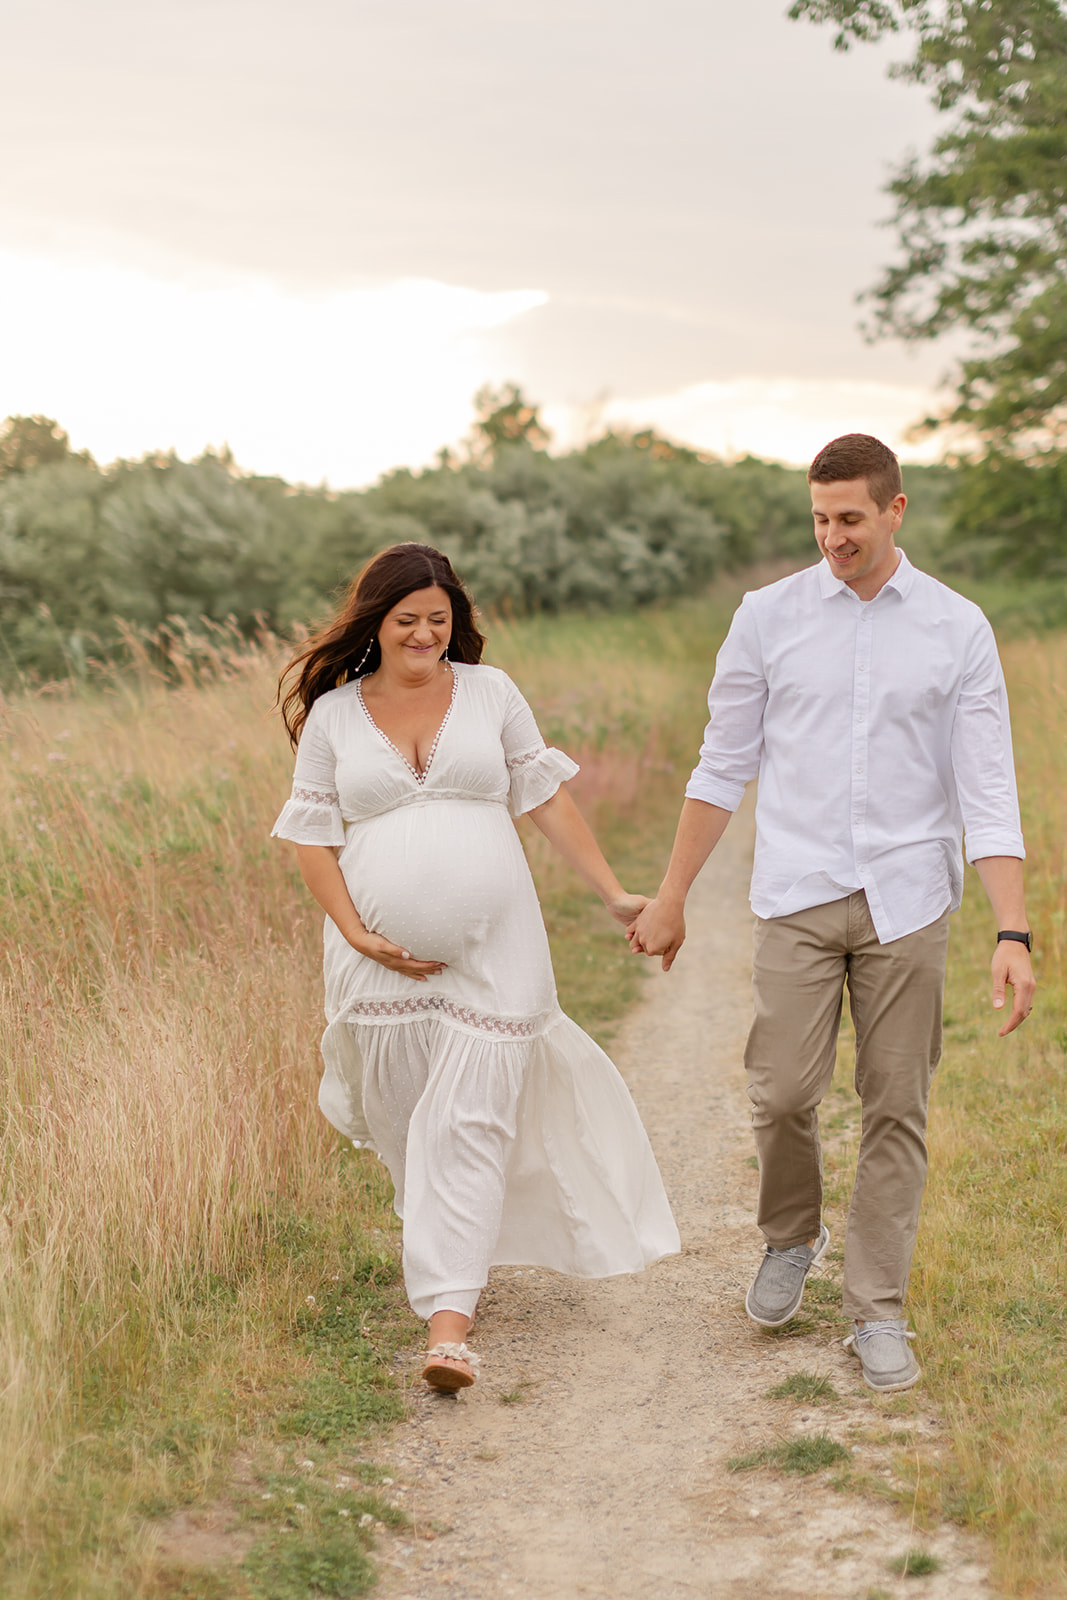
[0,414,91,478]
[0,391,971,685]
[468,383,553,461]
[0,394,829,683]
[790,1,1067,451]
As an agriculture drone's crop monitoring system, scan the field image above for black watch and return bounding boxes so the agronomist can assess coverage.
[997,929,1033,952]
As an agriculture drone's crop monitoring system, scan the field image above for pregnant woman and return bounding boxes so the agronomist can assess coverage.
[273,543,679,1392]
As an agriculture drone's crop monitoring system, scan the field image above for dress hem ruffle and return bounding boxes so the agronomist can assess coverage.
[315,1008,681,1287]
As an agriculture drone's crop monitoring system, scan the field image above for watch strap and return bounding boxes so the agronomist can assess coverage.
[997,929,1033,951]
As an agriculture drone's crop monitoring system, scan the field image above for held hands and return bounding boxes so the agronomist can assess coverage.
[626,896,686,972]
[353,931,446,983]
[605,892,650,927]
[991,940,1035,1036]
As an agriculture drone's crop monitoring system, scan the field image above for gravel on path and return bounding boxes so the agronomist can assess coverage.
[373,802,993,1600]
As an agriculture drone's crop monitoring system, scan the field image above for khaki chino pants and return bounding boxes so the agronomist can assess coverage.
[744,892,950,1323]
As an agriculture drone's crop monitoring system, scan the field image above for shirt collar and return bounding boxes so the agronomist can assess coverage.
[884,547,914,597]
[818,546,913,602]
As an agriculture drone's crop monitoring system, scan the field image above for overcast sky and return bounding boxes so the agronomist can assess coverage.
[0,0,949,484]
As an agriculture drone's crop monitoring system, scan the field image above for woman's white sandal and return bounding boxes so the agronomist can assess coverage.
[421,1342,480,1393]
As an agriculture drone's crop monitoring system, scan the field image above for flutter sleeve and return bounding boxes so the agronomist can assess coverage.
[500,675,579,818]
[270,700,346,847]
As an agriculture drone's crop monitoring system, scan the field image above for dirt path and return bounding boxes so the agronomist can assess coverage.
[372,805,994,1600]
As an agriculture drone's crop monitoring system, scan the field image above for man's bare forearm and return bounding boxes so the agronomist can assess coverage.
[973,854,1035,1036]
[628,800,733,970]
[973,855,1029,931]
[657,799,734,905]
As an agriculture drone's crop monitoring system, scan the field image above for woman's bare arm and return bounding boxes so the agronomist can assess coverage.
[293,843,445,981]
[526,787,646,925]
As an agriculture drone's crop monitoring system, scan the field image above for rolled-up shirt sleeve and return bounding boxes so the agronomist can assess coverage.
[951,618,1025,863]
[684,596,768,811]
[271,700,346,847]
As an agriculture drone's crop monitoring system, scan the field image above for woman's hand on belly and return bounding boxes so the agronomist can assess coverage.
[293,844,446,982]
[352,930,447,983]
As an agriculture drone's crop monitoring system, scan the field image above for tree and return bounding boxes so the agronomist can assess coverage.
[468,384,552,462]
[790,2,1067,575]
[789,1,1067,450]
[0,415,78,478]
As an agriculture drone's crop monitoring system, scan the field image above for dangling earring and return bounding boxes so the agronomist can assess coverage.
[442,645,450,663]
[355,637,376,674]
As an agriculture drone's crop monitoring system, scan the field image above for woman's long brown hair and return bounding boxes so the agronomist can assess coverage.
[278,543,486,746]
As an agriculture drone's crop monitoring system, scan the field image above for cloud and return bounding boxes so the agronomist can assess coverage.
[0,248,545,485]
[545,377,953,465]
[0,244,955,486]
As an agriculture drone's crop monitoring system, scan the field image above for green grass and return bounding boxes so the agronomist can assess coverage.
[766,1372,838,1404]
[243,1530,376,1599]
[727,1434,849,1475]
[888,1548,942,1578]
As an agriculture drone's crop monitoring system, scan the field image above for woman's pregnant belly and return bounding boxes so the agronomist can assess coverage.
[340,799,542,977]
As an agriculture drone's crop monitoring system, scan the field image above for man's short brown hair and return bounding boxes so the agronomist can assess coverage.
[807,434,903,512]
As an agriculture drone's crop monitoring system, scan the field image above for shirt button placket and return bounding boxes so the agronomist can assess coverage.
[852,610,873,862]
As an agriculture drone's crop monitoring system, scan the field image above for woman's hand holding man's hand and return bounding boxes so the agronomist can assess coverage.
[606,892,649,927]
[626,897,687,972]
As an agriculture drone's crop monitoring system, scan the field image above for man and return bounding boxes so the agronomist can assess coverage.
[630,434,1035,1392]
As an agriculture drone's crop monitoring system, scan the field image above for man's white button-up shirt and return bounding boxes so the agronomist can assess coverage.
[684,551,1025,943]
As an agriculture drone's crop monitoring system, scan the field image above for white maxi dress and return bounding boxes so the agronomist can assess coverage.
[271,661,679,1320]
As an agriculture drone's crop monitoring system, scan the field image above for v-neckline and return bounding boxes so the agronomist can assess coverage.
[355,666,458,786]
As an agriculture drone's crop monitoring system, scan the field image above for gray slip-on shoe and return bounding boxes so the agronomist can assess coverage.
[744,1223,830,1327]
[843,1318,922,1392]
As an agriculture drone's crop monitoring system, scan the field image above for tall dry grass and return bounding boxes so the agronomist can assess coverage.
[13,586,1060,1594]
[0,593,737,1594]
[909,634,1067,1594]
[0,633,342,1528]
[821,632,1067,1596]
[490,601,735,1037]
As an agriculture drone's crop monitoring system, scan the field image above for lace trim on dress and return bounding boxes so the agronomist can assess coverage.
[355,667,458,786]
[292,782,340,806]
[505,744,546,771]
[357,788,508,817]
[347,993,549,1038]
